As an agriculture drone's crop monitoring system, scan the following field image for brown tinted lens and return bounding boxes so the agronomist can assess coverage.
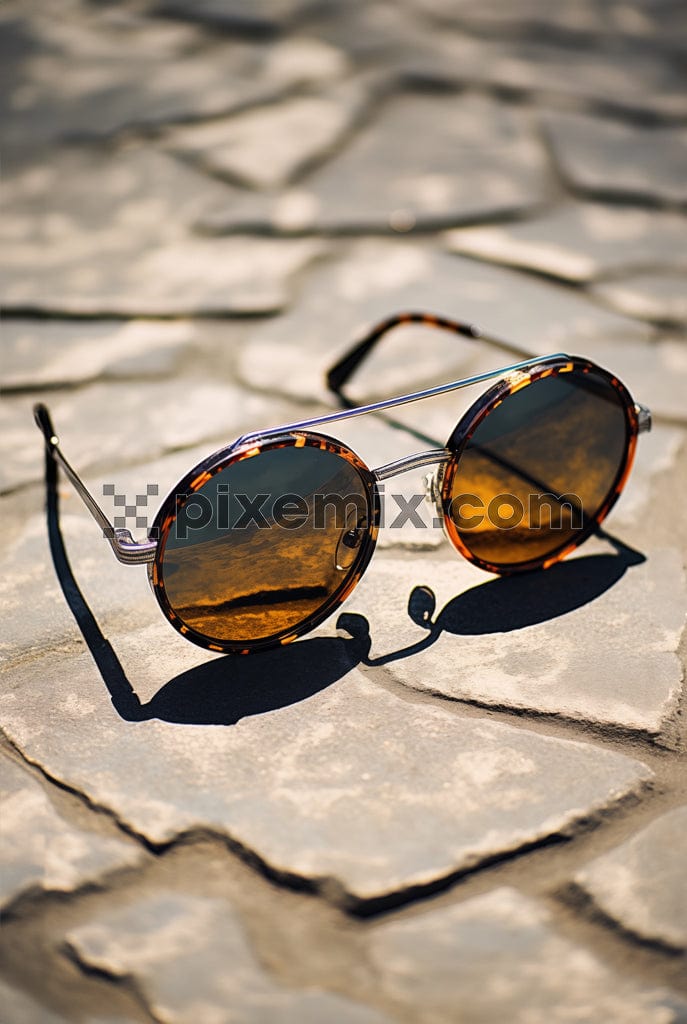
[446,368,630,568]
[159,442,372,645]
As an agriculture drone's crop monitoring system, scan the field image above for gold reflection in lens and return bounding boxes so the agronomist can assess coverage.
[161,449,370,642]
[448,371,628,567]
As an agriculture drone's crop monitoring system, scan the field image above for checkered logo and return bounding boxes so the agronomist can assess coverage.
[102,483,159,531]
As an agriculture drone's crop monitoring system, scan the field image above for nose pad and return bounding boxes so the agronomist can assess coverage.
[335,510,368,571]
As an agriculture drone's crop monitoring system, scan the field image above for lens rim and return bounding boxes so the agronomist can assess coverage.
[148,432,380,654]
[437,356,638,574]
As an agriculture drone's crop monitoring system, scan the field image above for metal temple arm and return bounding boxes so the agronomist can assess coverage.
[326,311,532,397]
[33,404,157,566]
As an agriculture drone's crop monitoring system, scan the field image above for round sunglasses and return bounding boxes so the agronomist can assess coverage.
[35,311,651,655]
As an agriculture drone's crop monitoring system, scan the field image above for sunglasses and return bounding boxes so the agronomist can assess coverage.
[35,311,651,655]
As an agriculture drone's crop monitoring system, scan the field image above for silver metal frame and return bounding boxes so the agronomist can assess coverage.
[35,323,652,569]
[34,405,157,565]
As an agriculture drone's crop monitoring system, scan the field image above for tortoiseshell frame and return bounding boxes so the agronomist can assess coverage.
[436,356,639,575]
[34,310,651,656]
[149,432,380,654]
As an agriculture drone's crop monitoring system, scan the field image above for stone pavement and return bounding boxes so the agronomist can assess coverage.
[1,0,686,1020]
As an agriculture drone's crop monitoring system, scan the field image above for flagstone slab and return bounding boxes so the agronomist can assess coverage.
[201,93,553,235]
[0,377,278,493]
[369,887,687,1024]
[66,889,391,1024]
[0,143,323,316]
[543,112,687,205]
[0,662,651,908]
[341,547,685,737]
[1,4,349,159]
[0,755,145,912]
[0,320,194,392]
[573,805,687,952]
[444,203,687,284]
[4,234,322,318]
[236,242,650,404]
[163,82,367,191]
[1,144,237,247]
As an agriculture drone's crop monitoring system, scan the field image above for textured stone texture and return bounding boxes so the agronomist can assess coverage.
[369,887,687,1024]
[164,83,366,190]
[2,0,686,1017]
[1,143,236,248]
[66,890,391,1024]
[236,242,650,404]
[3,231,322,318]
[0,755,144,911]
[0,378,278,492]
[444,203,687,283]
[574,806,687,952]
[0,667,651,908]
[0,6,349,160]
[544,113,687,204]
[0,142,322,315]
[341,547,686,736]
[202,93,553,234]
[0,319,193,391]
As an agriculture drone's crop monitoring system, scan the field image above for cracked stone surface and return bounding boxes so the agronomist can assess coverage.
[0,319,194,392]
[341,546,686,736]
[1,142,324,315]
[0,668,651,907]
[574,806,687,952]
[202,93,553,234]
[0,378,280,493]
[236,241,650,404]
[1,4,349,161]
[544,112,687,205]
[369,887,687,1024]
[3,229,323,318]
[1,144,239,246]
[66,890,392,1024]
[444,203,687,284]
[2,0,687,1017]
[0,755,145,911]
[163,82,367,191]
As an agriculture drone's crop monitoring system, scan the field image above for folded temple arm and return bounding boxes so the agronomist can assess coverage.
[34,403,157,565]
[326,311,533,397]
[326,310,652,434]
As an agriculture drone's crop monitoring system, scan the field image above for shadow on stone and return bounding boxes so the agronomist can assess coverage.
[42,442,644,723]
[43,443,371,723]
[357,534,645,666]
[137,619,370,725]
